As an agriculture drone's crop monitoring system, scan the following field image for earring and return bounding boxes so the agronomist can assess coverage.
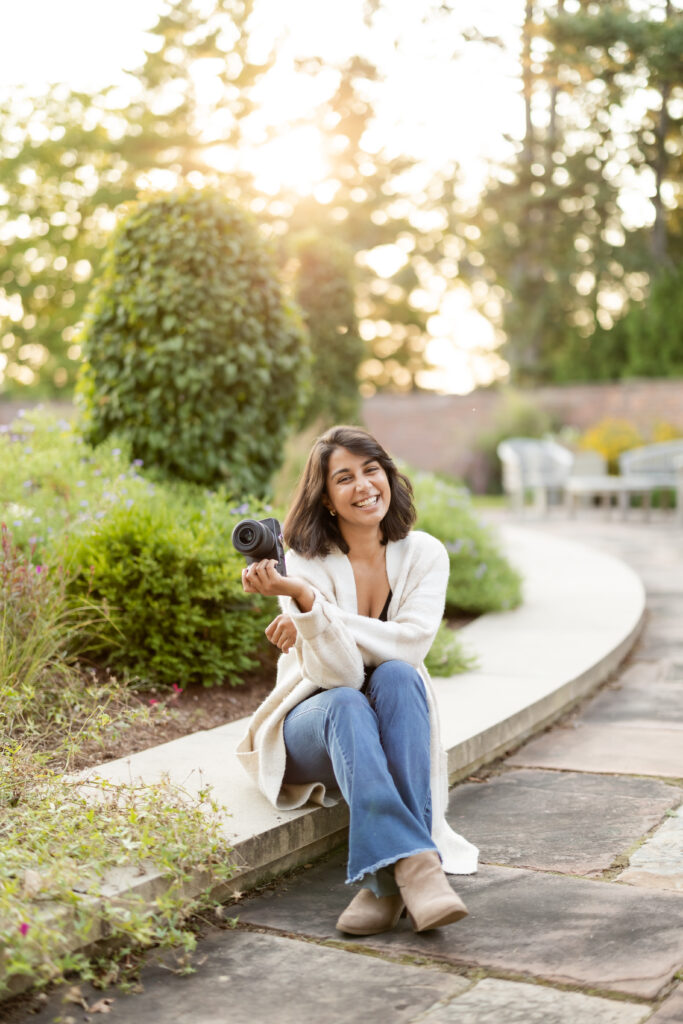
[329,508,337,517]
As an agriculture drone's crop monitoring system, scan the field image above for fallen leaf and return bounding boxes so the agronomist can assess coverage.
[22,869,44,898]
[88,998,115,1014]
[64,986,88,1009]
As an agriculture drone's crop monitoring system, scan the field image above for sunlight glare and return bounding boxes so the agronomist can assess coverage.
[248,126,330,196]
[362,244,409,279]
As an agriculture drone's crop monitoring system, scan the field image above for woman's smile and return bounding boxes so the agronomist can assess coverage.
[325,447,391,528]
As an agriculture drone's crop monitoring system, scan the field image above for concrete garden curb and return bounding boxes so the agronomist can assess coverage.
[3,525,645,999]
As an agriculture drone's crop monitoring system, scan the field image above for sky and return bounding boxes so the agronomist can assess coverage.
[1,0,530,393]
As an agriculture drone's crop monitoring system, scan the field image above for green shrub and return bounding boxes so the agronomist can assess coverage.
[63,490,278,689]
[77,189,310,495]
[292,231,365,427]
[425,620,476,677]
[412,470,523,614]
[1,410,278,689]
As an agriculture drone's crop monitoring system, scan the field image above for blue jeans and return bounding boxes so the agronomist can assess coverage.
[283,660,437,896]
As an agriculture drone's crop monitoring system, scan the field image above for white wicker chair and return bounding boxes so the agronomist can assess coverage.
[497,438,574,514]
[619,440,683,523]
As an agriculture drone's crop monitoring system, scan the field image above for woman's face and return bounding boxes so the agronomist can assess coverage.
[324,446,392,530]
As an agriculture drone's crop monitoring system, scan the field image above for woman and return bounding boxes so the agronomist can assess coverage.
[236,425,478,935]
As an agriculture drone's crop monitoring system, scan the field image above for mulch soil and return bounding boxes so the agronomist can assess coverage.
[71,648,280,772]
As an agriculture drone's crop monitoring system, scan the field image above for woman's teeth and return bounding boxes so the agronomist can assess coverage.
[355,496,378,508]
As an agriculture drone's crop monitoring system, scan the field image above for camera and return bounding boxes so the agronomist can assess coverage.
[231,517,287,577]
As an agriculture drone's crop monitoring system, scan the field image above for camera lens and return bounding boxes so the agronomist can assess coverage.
[232,519,273,559]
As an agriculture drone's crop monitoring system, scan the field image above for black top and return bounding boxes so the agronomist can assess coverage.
[361,588,392,693]
[377,588,392,623]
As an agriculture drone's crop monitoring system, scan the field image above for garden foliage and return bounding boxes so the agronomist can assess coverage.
[77,190,310,496]
[1,410,276,689]
[292,231,366,427]
[0,524,118,760]
[578,418,644,474]
[1,411,523,691]
[412,470,523,615]
[64,492,277,689]
[0,752,235,997]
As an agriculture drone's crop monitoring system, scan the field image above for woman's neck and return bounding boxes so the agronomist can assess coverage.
[340,523,385,563]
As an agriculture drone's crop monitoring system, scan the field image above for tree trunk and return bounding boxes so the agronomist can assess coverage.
[651,0,672,266]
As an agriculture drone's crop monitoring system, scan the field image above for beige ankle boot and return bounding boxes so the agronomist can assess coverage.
[394,851,468,932]
[336,888,405,935]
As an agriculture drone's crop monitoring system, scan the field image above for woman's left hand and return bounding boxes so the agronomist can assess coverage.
[265,613,297,653]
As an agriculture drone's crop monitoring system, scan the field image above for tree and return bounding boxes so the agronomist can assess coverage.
[0,0,268,395]
[468,0,682,384]
[259,56,456,392]
[291,231,365,426]
[77,190,309,496]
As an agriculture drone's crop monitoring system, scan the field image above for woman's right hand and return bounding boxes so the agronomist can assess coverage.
[265,613,297,653]
[241,560,316,612]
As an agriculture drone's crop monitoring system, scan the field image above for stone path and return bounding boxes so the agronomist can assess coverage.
[12,515,683,1024]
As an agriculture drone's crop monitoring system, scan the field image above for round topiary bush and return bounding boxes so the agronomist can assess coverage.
[77,190,310,496]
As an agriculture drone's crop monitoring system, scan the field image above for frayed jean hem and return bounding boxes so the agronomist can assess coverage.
[347,846,437,892]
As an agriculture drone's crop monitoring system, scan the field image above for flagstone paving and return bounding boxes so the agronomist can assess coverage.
[235,856,683,999]
[20,931,471,1024]
[646,984,683,1024]
[413,978,650,1024]
[508,722,683,778]
[580,678,683,728]
[446,768,680,875]
[618,805,683,893]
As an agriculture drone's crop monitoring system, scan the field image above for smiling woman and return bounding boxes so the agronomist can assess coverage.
[236,424,478,938]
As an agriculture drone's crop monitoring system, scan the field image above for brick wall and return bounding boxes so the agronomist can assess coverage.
[363,379,683,489]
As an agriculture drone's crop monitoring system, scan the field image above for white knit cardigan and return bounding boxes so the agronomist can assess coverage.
[236,529,479,875]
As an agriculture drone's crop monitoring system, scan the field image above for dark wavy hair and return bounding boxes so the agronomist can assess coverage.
[283,425,416,557]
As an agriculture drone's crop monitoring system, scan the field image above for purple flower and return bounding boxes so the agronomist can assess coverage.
[125,499,134,509]
[446,539,464,555]
[112,448,121,456]
[35,565,44,574]
[231,502,250,516]
[19,922,29,937]
[475,563,488,579]
[132,459,144,467]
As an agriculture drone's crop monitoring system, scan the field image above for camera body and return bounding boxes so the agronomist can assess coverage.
[231,517,287,577]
